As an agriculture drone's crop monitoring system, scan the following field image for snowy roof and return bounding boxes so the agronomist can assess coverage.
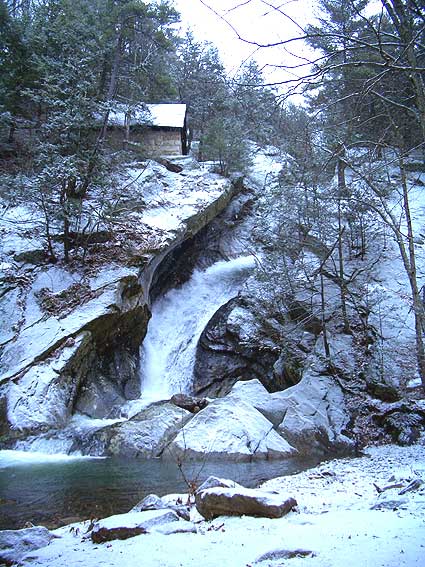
[107,103,186,129]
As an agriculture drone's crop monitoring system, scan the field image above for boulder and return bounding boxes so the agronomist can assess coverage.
[254,548,315,563]
[0,526,54,565]
[273,370,354,456]
[196,476,244,492]
[130,493,191,521]
[13,248,46,264]
[153,520,197,535]
[170,393,208,413]
[73,401,191,457]
[91,526,147,543]
[131,494,165,512]
[195,486,297,520]
[193,299,281,397]
[372,400,425,446]
[227,379,287,426]
[164,398,296,461]
[371,493,409,510]
[91,509,178,543]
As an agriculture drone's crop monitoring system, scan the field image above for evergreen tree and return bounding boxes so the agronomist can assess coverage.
[174,32,229,147]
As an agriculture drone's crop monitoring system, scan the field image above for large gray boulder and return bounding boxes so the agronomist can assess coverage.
[0,526,54,565]
[164,398,296,461]
[73,401,191,457]
[225,376,354,457]
[273,370,354,456]
[195,486,297,520]
[227,379,287,426]
[130,493,191,521]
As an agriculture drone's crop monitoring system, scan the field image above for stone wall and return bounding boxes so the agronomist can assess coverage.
[141,129,182,156]
[106,127,183,157]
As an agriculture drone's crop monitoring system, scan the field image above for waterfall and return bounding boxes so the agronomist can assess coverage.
[139,255,256,404]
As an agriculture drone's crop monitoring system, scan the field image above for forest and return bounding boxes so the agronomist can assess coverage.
[2,0,424,388]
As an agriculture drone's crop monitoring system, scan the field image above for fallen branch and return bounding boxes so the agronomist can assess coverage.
[373,482,404,494]
[398,478,423,495]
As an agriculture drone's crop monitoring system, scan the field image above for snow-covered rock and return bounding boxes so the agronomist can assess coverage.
[273,370,354,456]
[220,377,354,458]
[195,486,297,520]
[254,548,316,563]
[164,398,296,461]
[91,509,179,542]
[153,520,197,534]
[227,379,287,426]
[0,526,54,564]
[131,493,191,521]
[73,401,191,457]
[0,159,237,444]
[131,494,166,512]
[196,476,244,492]
[4,332,91,433]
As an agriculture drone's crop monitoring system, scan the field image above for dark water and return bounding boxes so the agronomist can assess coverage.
[0,452,319,530]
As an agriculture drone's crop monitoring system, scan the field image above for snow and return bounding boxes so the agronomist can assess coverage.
[14,443,425,567]
[246,144,292,190]
[362,168,425,387]
[145,104,187,129]
[0,283,117,382]
[120,162,231,235]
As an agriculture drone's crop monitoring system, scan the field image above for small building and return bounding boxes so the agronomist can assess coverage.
[106,103,188,157]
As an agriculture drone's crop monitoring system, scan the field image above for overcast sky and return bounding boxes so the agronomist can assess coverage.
[173,0,317,83]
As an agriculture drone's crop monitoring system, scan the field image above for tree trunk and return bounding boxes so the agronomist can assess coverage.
[60,179,71,263]
[7,121,15,143]
[399,154,425,391]
[320,272,331,360]
[337,153,350,333]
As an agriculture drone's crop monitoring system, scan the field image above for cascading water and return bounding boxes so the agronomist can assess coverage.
[139,255,256,403]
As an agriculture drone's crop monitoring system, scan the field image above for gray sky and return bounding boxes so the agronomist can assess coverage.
[173,0,317,83]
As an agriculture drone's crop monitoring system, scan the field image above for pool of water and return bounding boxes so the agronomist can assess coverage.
[0,451,319,530]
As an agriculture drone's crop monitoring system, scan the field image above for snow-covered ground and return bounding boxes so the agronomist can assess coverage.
[12,442,425,567]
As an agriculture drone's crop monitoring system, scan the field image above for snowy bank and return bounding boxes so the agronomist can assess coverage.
[4,443,424,567]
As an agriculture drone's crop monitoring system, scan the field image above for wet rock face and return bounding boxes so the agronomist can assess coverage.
[73,303,150,419]
[149,226,211,302]
[193,298,300,397]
